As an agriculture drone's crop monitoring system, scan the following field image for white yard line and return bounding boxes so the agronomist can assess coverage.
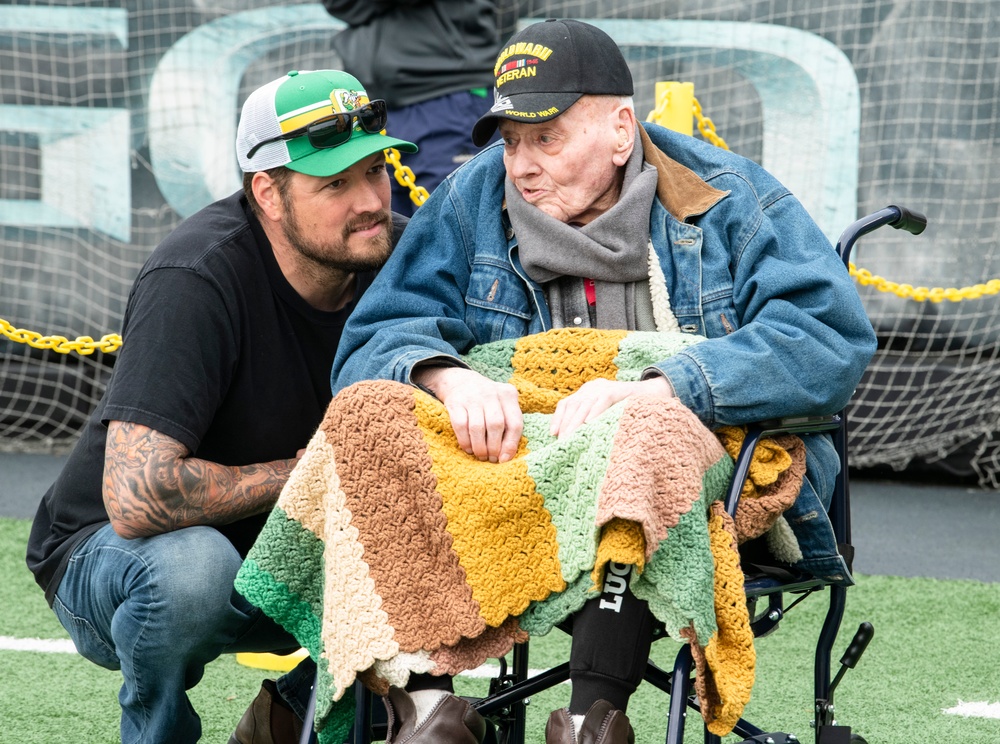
[461,663,562,681]
[943,700,1000,719]
[0,635,77,653]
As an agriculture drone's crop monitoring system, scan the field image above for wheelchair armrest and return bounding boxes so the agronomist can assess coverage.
[754,414,842,436]
[722,414,842,517]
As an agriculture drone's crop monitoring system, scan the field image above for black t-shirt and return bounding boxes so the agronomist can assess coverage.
[26,191,405,605]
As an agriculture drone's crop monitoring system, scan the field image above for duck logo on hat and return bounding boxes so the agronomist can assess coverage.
[331,89,371,133]
[333,89,366,113]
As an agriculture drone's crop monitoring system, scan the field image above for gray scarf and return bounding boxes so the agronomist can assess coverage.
[507,129,658,330]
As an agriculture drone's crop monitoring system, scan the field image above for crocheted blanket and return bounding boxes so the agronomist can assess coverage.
[235,328,806,743]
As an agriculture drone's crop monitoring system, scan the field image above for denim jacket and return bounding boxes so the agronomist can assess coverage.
[333,123,877,585]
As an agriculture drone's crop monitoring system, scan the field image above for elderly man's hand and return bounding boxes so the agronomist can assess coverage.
[550,376,675,439]
[412,366,523,463]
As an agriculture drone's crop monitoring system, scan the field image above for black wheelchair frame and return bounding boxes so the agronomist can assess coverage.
[300,205,927,744]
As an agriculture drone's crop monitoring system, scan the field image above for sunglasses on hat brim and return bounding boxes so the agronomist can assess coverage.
[246,99,388,160]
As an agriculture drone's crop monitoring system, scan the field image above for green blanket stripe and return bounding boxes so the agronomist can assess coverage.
[702,453,736,505]
[316,700,355,744]
[234,558,324,663]
[235,558,349,736]
[313,657,355,744]
[463,337,519,383]
[523,407,622,587]
[242,506,326,617]
[631,456,734,645]
[613,332,706,382]
[520,445,734,644]
[518,567,601,636]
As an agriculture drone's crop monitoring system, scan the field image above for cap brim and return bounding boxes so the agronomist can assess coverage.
[287,131,417,177]
[471,91,582,146]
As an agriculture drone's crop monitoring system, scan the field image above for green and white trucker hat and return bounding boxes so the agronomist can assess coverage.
[236,69,416,176]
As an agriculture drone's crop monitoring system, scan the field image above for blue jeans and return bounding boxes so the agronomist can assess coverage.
[52,523,315,743]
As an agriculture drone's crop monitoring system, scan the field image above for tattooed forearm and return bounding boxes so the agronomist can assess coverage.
[103,420,298,539]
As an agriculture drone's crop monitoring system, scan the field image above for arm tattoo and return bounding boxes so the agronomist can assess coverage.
[103,420,297,539]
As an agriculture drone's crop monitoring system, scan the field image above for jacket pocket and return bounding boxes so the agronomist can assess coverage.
[701,288,739,338]
[465,263,532,341]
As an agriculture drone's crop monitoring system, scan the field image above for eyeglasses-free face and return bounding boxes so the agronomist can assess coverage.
[246,99,389,160]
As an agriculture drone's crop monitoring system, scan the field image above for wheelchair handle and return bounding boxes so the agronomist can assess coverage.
[839,621,874,669]
[835,204,927,264]
[888,204,928,235]
[826,621,875,706]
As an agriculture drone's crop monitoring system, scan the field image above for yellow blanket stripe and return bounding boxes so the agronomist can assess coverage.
[413,393,565,627]
[703,503,756,735]
[511,328,629,411]
[716,425,793,498]
[592,517,647,588]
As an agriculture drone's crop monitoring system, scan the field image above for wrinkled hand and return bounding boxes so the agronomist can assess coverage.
[550,376,675,439]
[413,366,523,463]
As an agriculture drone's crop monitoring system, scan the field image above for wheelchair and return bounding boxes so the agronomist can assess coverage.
[298,205,927,744]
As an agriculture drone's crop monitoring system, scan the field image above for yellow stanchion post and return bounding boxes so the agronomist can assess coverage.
[648,81,695,135]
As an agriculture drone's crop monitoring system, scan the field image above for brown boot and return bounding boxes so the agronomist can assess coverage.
[545,700,635,744]
[229,679,304,744]
[383,687,487,743]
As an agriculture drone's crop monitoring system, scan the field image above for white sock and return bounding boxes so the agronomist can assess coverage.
[409,689,451,727]
[571,713,586,737]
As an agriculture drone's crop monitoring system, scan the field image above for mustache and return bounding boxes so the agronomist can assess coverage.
[343,210,392,239]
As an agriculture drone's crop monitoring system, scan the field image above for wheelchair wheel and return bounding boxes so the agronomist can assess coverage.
[850,735,868,743]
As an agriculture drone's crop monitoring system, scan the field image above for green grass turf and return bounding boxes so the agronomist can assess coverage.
[3,516,1000,743]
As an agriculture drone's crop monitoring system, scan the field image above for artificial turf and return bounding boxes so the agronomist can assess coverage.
[2,517,999,743]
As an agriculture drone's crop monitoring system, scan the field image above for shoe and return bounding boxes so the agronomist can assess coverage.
[545,700,635,744]
[229,679,304,744]
[383,687,487,743]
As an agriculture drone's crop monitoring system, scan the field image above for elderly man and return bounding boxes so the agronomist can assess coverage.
[331,19,876,744]
[26,70,415,744]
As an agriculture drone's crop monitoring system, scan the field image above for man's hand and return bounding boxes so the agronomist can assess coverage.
[413,366,523,463]
[550,376,675,439]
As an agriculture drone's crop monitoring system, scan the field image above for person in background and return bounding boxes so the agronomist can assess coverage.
[322,0,516,216]
[25,69,415,744]
[330,19,877,744]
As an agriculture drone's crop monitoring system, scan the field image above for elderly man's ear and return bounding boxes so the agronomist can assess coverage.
[611,105,637,166]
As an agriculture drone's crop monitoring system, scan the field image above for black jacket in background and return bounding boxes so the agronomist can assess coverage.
[322,0,510,108]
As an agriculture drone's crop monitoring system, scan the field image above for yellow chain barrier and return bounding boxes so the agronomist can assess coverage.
[4,94,989,360]
[646,83,729,150]
[848,264,1000,303]
[1,316,122,355]
[384,146,431,209]
[692,96,729,150]
[646,82,1000,303]
[2,148,426,358]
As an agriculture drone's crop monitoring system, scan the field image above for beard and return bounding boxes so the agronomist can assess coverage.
[281,200,393,274]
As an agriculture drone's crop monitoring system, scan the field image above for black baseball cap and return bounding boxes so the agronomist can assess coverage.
[471,19,634,147]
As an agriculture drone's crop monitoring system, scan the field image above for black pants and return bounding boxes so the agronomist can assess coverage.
[568,562,654,714]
